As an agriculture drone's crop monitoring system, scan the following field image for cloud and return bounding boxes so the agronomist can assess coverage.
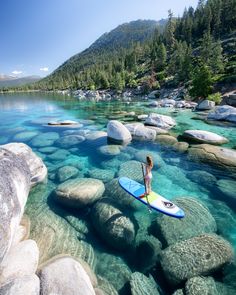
[12,70,23,75]
[40,67,49,72]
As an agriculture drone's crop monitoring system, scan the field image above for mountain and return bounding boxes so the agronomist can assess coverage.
[37,19,165,89]
[0,75,41,88]
[0,74,16,81]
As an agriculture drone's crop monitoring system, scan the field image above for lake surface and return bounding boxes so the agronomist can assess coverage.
[0,93,235,294]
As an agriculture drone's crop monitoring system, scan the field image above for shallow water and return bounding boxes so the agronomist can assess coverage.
[0,93,236,294]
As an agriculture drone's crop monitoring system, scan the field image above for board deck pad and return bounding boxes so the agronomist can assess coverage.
[119,177,185,218]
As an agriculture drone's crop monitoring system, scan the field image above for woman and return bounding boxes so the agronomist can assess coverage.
[144,155,153,195]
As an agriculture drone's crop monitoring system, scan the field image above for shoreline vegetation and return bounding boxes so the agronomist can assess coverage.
[1,0,236,106]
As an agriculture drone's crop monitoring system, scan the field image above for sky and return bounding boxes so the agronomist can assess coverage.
[0,0,198,78]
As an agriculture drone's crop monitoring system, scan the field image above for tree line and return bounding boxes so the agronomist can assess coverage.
[4,0,236,99]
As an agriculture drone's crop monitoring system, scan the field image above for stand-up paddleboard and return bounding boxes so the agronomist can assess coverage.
[118,177,185,218]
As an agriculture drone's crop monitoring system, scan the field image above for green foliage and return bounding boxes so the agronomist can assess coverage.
[4,0,236,93]
[207,92,222,104]
[190,65,213,98]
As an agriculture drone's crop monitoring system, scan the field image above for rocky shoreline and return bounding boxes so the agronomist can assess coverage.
[1,103,236,294]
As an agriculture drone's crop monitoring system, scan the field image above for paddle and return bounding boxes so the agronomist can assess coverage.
[141,163,152,213]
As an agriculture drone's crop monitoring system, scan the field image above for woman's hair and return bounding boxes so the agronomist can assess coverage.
[146,155,153,167]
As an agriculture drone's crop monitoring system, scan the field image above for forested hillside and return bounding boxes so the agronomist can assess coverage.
[7,0,236,97]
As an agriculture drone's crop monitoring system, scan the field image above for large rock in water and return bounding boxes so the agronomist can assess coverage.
[196,100,215,110]
[0,239,39,285]
[216,179,236,205]
[153,198,217,247]
[107,120,132,144]
[182,130,228,145]
[0,274,40,295]
[125,123,157,141]
[0,147,31,264]
[145,113,176,129]
[188,144,236,177]
[37,256,96,295]
[2,143,47,186]
[185,276,218,295]
[91,198,136,250]
[129,272,160,295]
[160,234,234,285]
[207,105,236,123]
[54,178,105,209]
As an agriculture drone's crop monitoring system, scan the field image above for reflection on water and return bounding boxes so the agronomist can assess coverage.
[0,93,235,294]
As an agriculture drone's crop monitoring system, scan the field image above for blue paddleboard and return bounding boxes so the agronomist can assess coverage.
[119,177,185,218]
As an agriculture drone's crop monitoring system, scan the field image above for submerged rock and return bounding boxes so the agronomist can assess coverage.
[216,179,236,202]
[38,147,58,154]
[88,168,115,183]
[182,130,228,145]
[56,165,79,182]
[135,235,162,272]
[55,135,85,148]
[172,141,189,153]
[107,120,132,144]
[118,160,143,182]
[91,198,136,250]
[38,256,96,295]
[96,253,132,292]
[185,276,218,295]
[0,274,40,295]
[160,234,234,285]
[47,149,71,161]
[134,150,165,168]
[96,276,118,295]
[54,178,105,208]
[30,132,59,147]
[153,197,217,247]
[130,272,160,295]
[104,178,138,209]
[186,170,217,188]
[98,145,122,156]
[156,135,178,146]
[13,131,38,142]
[25,182,96,268]
[188,144,236,177]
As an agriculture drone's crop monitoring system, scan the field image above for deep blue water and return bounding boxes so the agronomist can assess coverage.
[0,93,235,294]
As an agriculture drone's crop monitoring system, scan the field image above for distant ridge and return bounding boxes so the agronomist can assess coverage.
[0,75,41,87]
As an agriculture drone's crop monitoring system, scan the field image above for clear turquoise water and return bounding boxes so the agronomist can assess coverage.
[0,93,236,293]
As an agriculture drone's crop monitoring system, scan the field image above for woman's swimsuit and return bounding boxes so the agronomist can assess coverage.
[145,165,152,180]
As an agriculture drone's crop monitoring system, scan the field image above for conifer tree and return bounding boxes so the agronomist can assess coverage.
[190,65,213,98]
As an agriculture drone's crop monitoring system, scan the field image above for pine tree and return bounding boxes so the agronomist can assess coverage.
[190,65,213,98]
[165,10,176,52]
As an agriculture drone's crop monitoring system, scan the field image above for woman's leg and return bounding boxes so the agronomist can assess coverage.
[146,179,150,194]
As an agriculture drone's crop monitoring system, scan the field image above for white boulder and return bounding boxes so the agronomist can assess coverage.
[0,147,31,264]
[0,240,39,285]
[182,130,229,145]
[38,256,96,295]
[197,100,215,110]
[145,113,176,130]
[0,275,40,295]
[207,105,236,123]
[125,123,156,141]
[107,120,132,144]
[2,143,47,186]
